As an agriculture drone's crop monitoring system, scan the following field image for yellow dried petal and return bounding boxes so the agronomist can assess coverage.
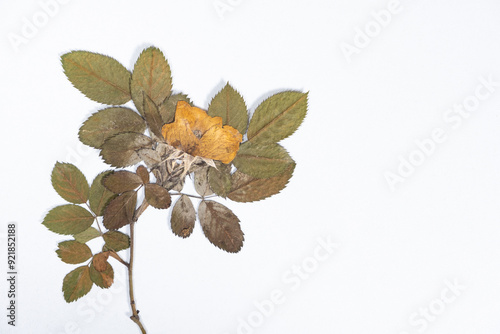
[161,118,199,154]
[161,101,242,163]
[176,101,221,138]
[194,125,243,164]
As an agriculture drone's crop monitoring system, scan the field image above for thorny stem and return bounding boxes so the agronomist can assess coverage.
[128,199,150,334]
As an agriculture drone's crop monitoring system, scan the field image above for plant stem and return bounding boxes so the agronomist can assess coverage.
[109,251,129,268]
[170,192,217,200]
[128,199,150,334]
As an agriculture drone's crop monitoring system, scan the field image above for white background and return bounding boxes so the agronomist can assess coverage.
[1,0,500,333]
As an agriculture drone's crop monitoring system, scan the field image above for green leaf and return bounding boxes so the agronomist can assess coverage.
[228,163,295,202]
[102,191,137,230]
[51,162,89,204]
[62,266,93,303]
[131,47,172,116]
[232,142,294,178]
[198,201,244,253]
[144,183,172,209]
[143,93,164,139]
[208,83,248,134]
[159,93,191,124]
[103,231,130,252]
[56,241,92,264]
[61,51,131,105]
[89,262,114,289]
[194,168,214,197]
[208,162,232,198]
[100,133,153,167]
[43,205,94,235]
[247,91,308,144]
[170,195,196,238]
[89,171,116,216]
[103,171,143,194]
[79,107,146,149]
[74,227,101,243]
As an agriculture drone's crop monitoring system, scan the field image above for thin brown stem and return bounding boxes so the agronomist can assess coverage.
[85,202,103,233]
[170,192,217,200]
[128,199,149,334]
[108,251,129,268]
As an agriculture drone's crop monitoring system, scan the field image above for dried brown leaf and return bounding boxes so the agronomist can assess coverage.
[198,201,244,253]
[92,252,110,272]
[100,133,153,168]
[89,262,114,289]
[194,168,214,197]
[102,190,137,229]
[136,165,150,184]
[144,183,172,209]
[103,171,143,194]
[170,195,196,238]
